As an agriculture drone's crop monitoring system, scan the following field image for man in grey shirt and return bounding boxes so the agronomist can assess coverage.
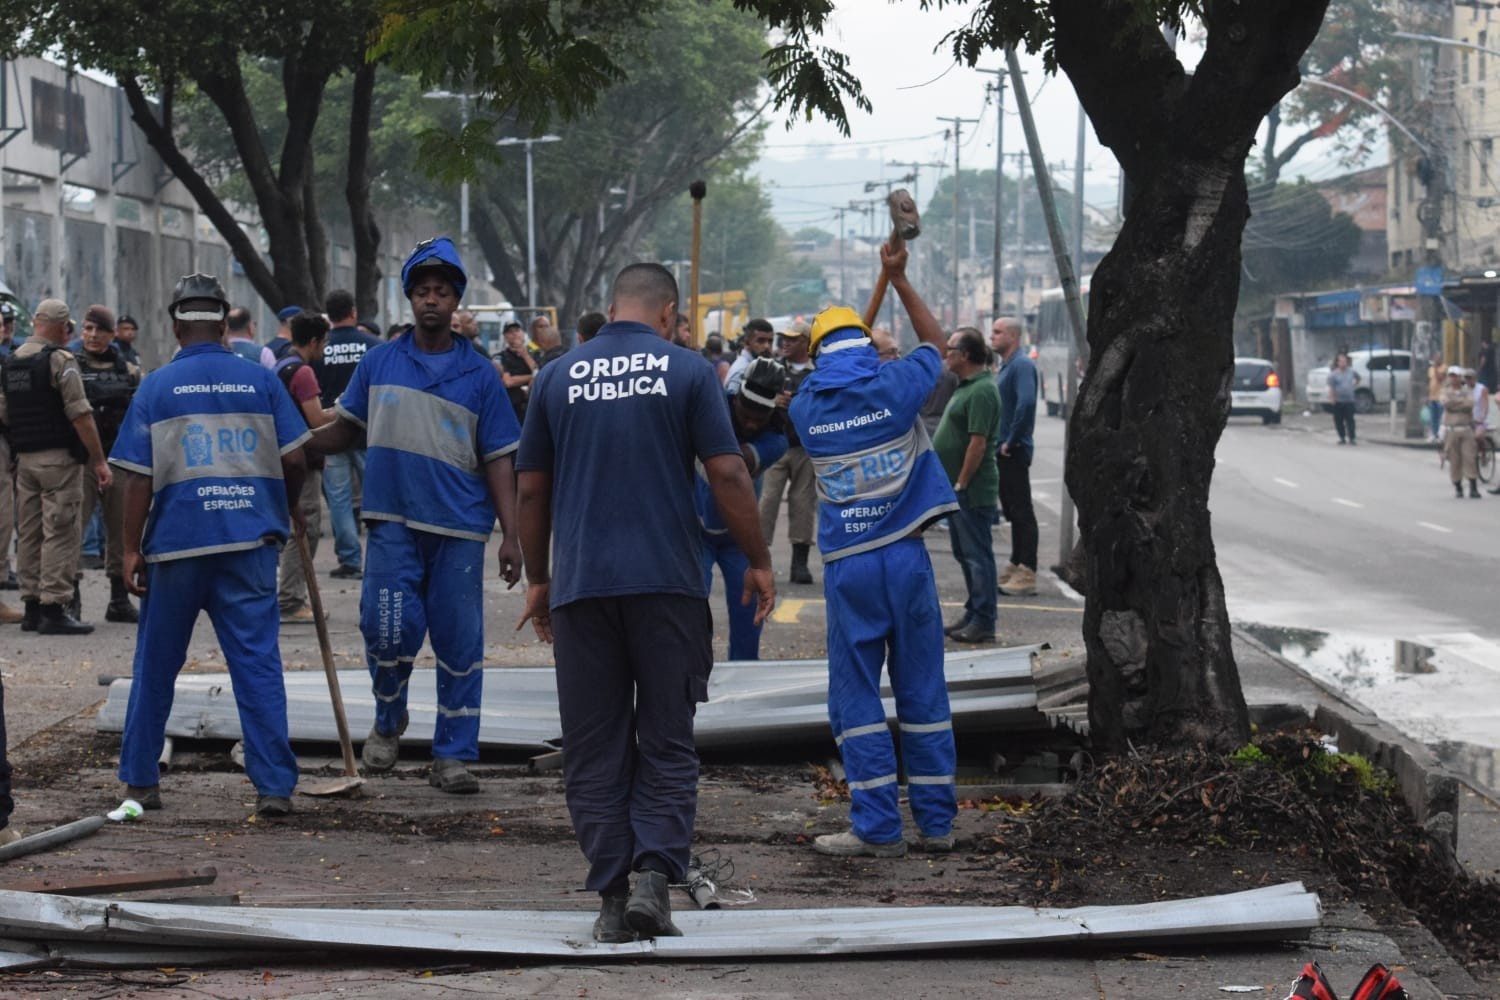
[1326,351,1360,445]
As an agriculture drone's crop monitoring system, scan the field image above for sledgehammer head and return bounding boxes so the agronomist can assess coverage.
[887,188,920,241]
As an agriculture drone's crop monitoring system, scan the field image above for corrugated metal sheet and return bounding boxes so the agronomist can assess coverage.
[95,647,1044,751]
[0,883,1319,960]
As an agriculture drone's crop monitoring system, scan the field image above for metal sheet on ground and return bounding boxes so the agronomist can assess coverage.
[94,647,1044,750]
[0,883,1319,961]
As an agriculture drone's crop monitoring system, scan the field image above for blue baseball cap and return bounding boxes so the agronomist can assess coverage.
[401,237,467,300]
[276,305,303,321]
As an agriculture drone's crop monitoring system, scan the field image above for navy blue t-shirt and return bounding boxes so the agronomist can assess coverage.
[516,321,741,608]
[315,325,382,407]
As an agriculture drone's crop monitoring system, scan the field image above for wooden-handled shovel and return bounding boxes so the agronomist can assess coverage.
[862,188,922,329]
[295,522,364,797]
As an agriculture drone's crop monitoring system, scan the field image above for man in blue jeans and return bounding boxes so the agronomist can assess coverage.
[314,289,380,578]
[933,326,1001,643]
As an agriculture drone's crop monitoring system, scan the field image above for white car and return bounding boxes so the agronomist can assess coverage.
[1305,349,1412,414]
[1229,357,1283,424]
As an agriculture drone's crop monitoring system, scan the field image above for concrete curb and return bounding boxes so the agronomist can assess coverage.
[1232,626,1464,859]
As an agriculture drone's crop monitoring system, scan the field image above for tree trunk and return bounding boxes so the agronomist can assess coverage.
[303,165,330,303]
[121,78,285,308]
[1053,0,1330,751]
[473,206,526,305]
[346,60,383,320]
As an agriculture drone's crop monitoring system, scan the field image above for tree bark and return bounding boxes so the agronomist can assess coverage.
[120,78,284,308]
[346,59,383,320]
[1052,0,1329,751]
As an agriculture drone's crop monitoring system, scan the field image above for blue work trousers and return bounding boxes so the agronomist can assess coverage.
[322,448,366,570]
[360,520,485,760]
[701,534,762,660]
[824,538,957,845]
[552,594,712,893]
[947,502,998,632]
[118,545,297,797]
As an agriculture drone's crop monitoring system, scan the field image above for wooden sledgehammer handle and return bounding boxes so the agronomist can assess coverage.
[862,188,920,329]
[297,523,359,779]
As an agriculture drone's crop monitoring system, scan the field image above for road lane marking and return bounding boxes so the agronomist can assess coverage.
[1273,477,1299,489]
[1417,521,1453,534]
[770,599,810,624]
[1331,497,1363,508]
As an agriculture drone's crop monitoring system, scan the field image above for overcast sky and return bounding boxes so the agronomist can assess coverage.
[749,4,1375,237]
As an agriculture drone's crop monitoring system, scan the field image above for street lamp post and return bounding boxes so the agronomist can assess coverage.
[496,135,561,308]
[422,90,473,257]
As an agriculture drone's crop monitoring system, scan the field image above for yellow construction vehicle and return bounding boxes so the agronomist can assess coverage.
[695,291,750,344]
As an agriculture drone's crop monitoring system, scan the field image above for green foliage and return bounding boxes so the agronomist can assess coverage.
[376,0,647,133]
[1229,744,1268,766]
[1239,179,1362,313]
[734,0,1204,133]
[460,0,772,313]
[647,172,786,295]
[1261,0,1407,179]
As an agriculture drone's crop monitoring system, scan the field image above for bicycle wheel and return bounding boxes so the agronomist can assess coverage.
[1480,436,1496,483]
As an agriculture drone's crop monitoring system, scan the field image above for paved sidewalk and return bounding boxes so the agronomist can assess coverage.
[0,492,1492,997]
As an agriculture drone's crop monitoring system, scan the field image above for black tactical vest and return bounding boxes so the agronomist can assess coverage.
[79,349,135,449]
[1,346,86,460]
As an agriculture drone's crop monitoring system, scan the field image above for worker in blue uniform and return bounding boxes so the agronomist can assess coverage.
[697,357,787,660]
[516,262,775,944]
[313,237,522,796]
[110,273,310,818]
[787,245,961,858]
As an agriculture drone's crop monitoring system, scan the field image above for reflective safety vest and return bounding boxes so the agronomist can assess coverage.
[789,343,958,560]
[2,346,85,459]
[107,342,311,562]
[335,332,520,541]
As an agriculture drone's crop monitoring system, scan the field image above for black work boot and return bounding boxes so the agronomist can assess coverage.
[21,599,40,632]
[593,893,635,943]
[106,576,139,623]
[625,870,683,938]
[790,543,814,585]
[68,581,82,620]
[1455,482,1465,499]
[1470,479,1482,499]
[37,603,94,635]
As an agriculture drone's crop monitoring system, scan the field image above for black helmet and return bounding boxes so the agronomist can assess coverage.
[740,356,786,409]
[168,273,229,321]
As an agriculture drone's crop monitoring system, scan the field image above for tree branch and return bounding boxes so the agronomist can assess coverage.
[120,77,281,307]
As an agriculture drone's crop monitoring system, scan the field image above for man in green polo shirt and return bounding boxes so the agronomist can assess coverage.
[932,327,1001,643]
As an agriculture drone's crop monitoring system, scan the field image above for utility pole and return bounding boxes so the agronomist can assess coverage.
[496,135,561,307]
[939,115,979,327]
[1004,151,1029,313]
[835,206,849,306]
[978,68,1007,321]
[1071,109,1087,277]
[1006,49,1088,565]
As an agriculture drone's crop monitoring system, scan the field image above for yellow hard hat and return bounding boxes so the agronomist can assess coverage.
[809,306,871,356]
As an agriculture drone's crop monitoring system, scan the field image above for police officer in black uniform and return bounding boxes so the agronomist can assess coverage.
[76,305,142,623]
[0,299,111,635]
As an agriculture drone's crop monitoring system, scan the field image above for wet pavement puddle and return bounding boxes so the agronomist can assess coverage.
[1238,621,1500,797]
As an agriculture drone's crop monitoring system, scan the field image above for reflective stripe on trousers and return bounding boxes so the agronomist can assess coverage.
[360,520,486,759]
[825,537,957,844]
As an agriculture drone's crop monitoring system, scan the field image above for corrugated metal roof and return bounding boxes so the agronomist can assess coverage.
[0,882,1320,959]
[95,647,1044,751]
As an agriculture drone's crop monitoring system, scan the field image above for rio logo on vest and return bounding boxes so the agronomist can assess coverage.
[183,424,259,468]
